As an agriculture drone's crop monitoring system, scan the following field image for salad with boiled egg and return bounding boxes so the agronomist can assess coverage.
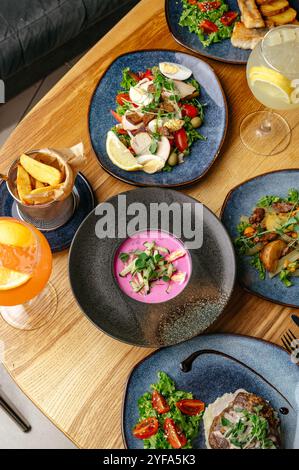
[106,62,206,174]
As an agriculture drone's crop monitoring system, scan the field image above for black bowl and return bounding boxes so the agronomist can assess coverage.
[69,188,236,347]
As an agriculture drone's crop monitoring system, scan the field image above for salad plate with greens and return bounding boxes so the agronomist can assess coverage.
[166,0,250,64]
[88,50,227,187]
[221,170,299,307]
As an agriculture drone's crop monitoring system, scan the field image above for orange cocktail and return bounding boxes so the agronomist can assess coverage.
[0,217,56,329]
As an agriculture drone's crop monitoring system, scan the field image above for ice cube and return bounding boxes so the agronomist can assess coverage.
[281,28,297,44]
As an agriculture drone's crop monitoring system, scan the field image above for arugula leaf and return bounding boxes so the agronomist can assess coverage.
[251,253,266,280]
[256,194,281,207]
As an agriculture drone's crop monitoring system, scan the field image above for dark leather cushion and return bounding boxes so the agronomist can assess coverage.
[0,0,134,79]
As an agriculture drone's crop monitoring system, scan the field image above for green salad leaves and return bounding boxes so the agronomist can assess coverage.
[136,372,203,449]
[179,0,237,48]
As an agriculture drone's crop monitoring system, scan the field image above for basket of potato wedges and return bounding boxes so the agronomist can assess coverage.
[6,144,86,230]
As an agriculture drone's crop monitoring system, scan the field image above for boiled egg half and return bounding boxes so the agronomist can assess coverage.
[159,62,192,81]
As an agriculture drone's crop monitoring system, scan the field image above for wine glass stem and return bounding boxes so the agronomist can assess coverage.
[259,109,273,134]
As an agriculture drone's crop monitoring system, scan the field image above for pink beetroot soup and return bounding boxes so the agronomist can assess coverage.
[114,230,192,304]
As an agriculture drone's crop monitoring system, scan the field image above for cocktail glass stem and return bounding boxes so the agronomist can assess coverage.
[240,109,291,156]
[0,282,58,330]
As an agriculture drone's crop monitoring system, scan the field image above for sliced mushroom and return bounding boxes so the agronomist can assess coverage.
[156,136,171,162]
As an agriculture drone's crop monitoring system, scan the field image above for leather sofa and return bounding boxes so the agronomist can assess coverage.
[0,0,140,100]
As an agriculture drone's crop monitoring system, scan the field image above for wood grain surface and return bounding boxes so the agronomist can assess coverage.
[0,0,298,449]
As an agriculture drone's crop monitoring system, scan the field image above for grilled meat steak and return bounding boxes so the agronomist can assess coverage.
[204,390,280,449]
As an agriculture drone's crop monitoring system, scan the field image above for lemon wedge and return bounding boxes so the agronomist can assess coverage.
[249,66,292,104]
[106,131,143,171]
[0,220,34,247]
[0,266,31,291]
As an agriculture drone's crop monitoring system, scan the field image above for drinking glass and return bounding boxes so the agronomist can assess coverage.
[0,217,57,330]
[240,25,299,155]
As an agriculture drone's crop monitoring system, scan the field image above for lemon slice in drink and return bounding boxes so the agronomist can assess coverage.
[249,66,292,104]
[0,267,31,291]
[106,131,143,171]
[0,220,34,247]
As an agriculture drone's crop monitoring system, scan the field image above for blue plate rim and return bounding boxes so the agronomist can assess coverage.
[165,0,247,65]
[87,48,228,188]
[220,168,299,308]
[121,332,292,449]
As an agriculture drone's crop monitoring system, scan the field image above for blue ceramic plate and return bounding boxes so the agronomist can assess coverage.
[123,333,299,449]
[221,169,299,307]
[88,50,227,187]
[166,0,299,64]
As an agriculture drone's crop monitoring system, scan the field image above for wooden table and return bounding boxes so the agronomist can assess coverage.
[0,0,298,449]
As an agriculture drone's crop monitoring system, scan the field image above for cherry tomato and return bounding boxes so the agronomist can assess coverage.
[220,11,238,26]
[198,1,221,12]
[110,110,122,123]
[176,399,205,416]
[188,0,198,4]
[152,390,170,414]
[133,417,159,439]
[181,104,199,118]
[116,93,131,106]
[164,418,187,449]
[139,69,154,80]
[174,128,188,152]
[200,20,219,34]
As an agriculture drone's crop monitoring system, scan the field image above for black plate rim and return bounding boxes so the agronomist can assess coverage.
[165,0,248,65]
[220,168,299,308]
[87,48,228,189]
[121,332,291,449]
[68,187,237,347]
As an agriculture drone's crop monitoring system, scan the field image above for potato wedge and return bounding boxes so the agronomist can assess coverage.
[16,165,32,203]
[22,184,62,205]
[34,179,45,189]
[269,8,297,25]
[20,154,62,186]
[264,212,289,232]
[260,0,289,17]
[260,240,287,272]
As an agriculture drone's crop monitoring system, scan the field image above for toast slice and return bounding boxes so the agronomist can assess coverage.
[260,0,289,17]
[231,21,269,49]
[256,0,273,5]
[237,0,265,28]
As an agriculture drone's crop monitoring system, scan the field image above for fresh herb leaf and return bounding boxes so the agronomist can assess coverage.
[119,252,129,263]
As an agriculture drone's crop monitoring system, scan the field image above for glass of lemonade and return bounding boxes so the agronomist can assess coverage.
[0,217,57,330]
[240,25,299,156]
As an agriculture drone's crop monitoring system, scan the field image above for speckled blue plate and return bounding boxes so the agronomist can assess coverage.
[166,0,299,64]
[123,333,299,449]
[0,173,95,253]
[221,169,299,307]
[88,50,227,188]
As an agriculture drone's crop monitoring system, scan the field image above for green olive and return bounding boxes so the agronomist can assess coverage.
[167,151,178,166]
[191,116,202,129]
